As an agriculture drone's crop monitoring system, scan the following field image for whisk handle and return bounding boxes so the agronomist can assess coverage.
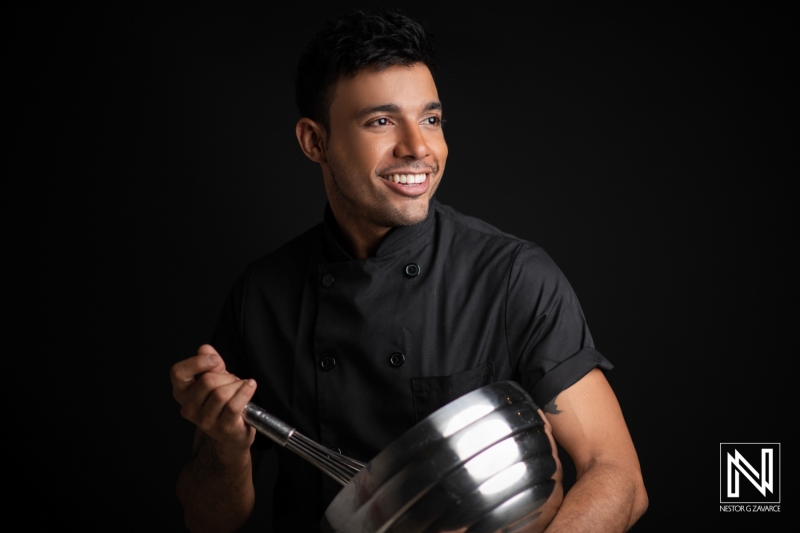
[242,402,295,446]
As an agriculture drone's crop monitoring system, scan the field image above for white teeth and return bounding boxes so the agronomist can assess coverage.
[384,173,428,184]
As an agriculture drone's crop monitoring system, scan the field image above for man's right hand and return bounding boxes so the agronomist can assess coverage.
[170,344,257,456]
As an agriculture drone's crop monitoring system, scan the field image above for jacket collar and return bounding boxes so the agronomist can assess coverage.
[322,199,437,262]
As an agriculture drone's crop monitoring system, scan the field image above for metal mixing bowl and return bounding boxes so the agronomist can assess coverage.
[321,381,563,533]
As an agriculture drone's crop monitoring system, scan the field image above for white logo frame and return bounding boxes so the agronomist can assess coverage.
[720,443,781,504]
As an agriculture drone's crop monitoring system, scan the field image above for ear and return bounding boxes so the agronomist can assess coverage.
[295,117,328,164]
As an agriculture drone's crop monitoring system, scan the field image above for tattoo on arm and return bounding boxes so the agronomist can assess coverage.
[544,395,562,415]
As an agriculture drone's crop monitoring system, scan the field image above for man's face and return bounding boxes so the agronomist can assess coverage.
[321,63,447,231]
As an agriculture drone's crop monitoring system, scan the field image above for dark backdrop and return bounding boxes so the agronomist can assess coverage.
[20,3,794,531]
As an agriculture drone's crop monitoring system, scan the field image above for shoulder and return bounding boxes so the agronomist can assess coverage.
[249,223,322,272]
[432,201,556,268]
[232,223,323,294]
[433,201,519,241]
[433,202,572,295]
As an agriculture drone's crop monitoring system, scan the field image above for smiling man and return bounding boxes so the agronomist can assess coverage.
[171,8,647,532]
[297,62,447,258]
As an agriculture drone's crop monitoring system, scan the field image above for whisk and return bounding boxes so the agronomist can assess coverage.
[243,402,366,486]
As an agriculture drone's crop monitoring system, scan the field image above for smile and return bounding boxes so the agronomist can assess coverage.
[380,173,427,184]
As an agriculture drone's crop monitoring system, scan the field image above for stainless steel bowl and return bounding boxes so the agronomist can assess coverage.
[321,381,563,533]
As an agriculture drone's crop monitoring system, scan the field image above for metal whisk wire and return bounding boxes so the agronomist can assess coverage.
[243,402,365,486]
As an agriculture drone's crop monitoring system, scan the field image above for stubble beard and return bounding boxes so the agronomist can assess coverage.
[328,162,435,229]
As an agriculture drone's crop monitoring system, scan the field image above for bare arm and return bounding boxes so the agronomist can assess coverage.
[171,345,260,532]
[542,368,648,532]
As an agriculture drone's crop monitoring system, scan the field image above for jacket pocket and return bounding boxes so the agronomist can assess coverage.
[412,362,495,423]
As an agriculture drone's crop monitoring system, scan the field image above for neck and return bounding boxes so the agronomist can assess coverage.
[329,207,391,259]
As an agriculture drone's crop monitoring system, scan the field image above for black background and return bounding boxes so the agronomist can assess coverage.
[18,2,794,531]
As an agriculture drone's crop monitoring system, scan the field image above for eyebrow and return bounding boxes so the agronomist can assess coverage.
[355,101,442,119]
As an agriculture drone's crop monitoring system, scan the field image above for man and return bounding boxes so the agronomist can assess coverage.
[171,8,648,532]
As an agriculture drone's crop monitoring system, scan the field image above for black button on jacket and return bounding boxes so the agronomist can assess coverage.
[211,200,611,530]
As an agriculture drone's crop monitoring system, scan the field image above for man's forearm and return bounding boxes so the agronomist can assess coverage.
[543,461,648,533]
[177,434,256,533]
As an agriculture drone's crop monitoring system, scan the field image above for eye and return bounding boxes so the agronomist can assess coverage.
[369,117,390,126]
[423,116,442,126]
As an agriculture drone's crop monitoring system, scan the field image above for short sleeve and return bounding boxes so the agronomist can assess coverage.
[505,244,612,407]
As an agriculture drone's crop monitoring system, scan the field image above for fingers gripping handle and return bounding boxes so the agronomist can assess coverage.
[242,402,295,446]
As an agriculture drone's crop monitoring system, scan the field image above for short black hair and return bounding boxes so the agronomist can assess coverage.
[295,8,437,131]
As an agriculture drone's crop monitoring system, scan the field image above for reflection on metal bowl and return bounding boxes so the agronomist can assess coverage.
[321,381,563,533]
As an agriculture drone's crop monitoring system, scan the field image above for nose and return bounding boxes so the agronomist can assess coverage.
[393,122,430,159]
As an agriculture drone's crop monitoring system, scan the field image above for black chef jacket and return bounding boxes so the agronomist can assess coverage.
[210,199,612,530]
